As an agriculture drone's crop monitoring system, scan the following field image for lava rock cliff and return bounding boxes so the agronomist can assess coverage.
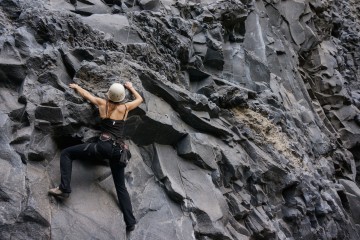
[0,0,360,239]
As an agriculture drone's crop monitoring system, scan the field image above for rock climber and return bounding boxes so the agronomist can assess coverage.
[48,81,143,232]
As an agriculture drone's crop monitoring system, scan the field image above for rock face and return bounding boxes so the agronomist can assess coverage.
[0,0,360,239]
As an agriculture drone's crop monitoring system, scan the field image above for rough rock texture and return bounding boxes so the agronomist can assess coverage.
[0,0,360,239]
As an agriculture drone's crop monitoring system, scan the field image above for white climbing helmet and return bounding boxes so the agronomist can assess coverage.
[106,83,125,102]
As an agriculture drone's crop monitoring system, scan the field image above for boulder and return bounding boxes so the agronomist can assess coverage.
[152,144,229,237]
[339,179,360,224]
[35,105,63,124]
[204,47,224,70]
[80,14,143,43]
[73,0,111,15]
[177,133,220,170]
[139,0,160,11]
[0,54,27,88]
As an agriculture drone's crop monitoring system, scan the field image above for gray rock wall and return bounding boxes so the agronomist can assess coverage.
[0,0,359,239]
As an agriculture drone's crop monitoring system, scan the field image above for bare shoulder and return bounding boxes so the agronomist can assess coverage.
[125,101,141,111]
[94,97,107,107]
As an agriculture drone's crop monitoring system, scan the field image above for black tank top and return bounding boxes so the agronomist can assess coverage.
[100,118,125,139]
[100,101,127,139]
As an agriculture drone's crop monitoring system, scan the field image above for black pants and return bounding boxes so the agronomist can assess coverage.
[58,140,136,227]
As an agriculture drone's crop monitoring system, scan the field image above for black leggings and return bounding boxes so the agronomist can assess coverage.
[58,140,136,226]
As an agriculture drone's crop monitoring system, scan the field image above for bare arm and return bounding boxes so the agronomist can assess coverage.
[124,82,143,111]
[69,83,103,107]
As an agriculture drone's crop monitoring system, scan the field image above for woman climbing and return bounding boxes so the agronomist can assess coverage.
[48,81,143,232]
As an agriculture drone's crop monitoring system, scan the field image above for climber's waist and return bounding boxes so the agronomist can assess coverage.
[99,132,125,146]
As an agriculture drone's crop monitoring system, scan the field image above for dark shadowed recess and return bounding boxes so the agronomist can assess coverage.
[349,145,360,185]
[0,64,27,90]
